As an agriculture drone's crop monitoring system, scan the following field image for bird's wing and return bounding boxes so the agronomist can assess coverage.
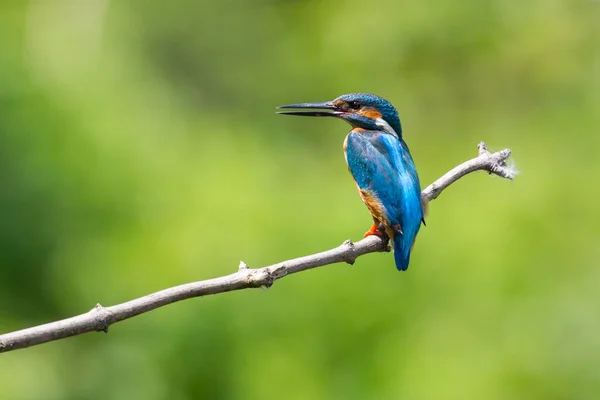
[345,130,423,235]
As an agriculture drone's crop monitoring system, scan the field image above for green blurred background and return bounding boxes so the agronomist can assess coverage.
[1,0,599,399]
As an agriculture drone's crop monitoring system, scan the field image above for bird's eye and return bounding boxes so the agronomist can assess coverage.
[348,101,361,110]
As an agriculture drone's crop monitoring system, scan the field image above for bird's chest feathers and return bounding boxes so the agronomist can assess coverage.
[344,129,393,173]
[343,129,419,199]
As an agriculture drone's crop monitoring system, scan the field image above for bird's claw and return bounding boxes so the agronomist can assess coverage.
[364,223,386,239]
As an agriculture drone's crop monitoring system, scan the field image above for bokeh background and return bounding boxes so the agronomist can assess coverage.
[1,0,599,399]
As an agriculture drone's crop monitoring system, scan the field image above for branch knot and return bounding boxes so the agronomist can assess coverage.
[91,303,112,333]
[341,239,358,265]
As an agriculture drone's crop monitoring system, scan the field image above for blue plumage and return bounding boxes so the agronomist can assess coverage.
[345,129,423,270]
[278,93,425,271]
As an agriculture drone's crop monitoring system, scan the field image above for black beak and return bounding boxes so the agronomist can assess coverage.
[276,101,341,117]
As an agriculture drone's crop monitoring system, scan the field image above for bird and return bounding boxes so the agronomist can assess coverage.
[277,93,425,271]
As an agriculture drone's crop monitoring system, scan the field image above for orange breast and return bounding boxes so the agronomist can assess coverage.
[358,189,387,225]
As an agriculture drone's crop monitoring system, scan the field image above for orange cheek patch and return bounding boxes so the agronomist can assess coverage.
[358,108,382,120]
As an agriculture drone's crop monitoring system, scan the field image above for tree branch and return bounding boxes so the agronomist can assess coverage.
[0,142,515,354]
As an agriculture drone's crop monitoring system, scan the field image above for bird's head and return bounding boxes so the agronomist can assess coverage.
[277,93,402,138]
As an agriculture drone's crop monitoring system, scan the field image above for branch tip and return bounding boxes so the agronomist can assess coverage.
[477,142,489,156]
[487,148,517,180]
[238,261,249,271]
[498,148,511,160]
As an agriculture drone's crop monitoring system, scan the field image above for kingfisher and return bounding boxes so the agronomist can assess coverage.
[277,93,425,271]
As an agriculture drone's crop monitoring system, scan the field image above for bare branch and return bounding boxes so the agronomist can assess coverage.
[0,142,514,354]
[422,142,516,202]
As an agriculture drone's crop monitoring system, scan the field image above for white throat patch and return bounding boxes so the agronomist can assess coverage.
[375,118,399,139]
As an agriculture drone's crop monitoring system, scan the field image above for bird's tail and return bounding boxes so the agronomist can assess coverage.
[393,234,412,271]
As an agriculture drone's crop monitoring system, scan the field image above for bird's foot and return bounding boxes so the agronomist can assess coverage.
[364,223,386,238]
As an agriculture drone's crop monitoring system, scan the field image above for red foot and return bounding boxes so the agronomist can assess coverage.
[364,223,385,238]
